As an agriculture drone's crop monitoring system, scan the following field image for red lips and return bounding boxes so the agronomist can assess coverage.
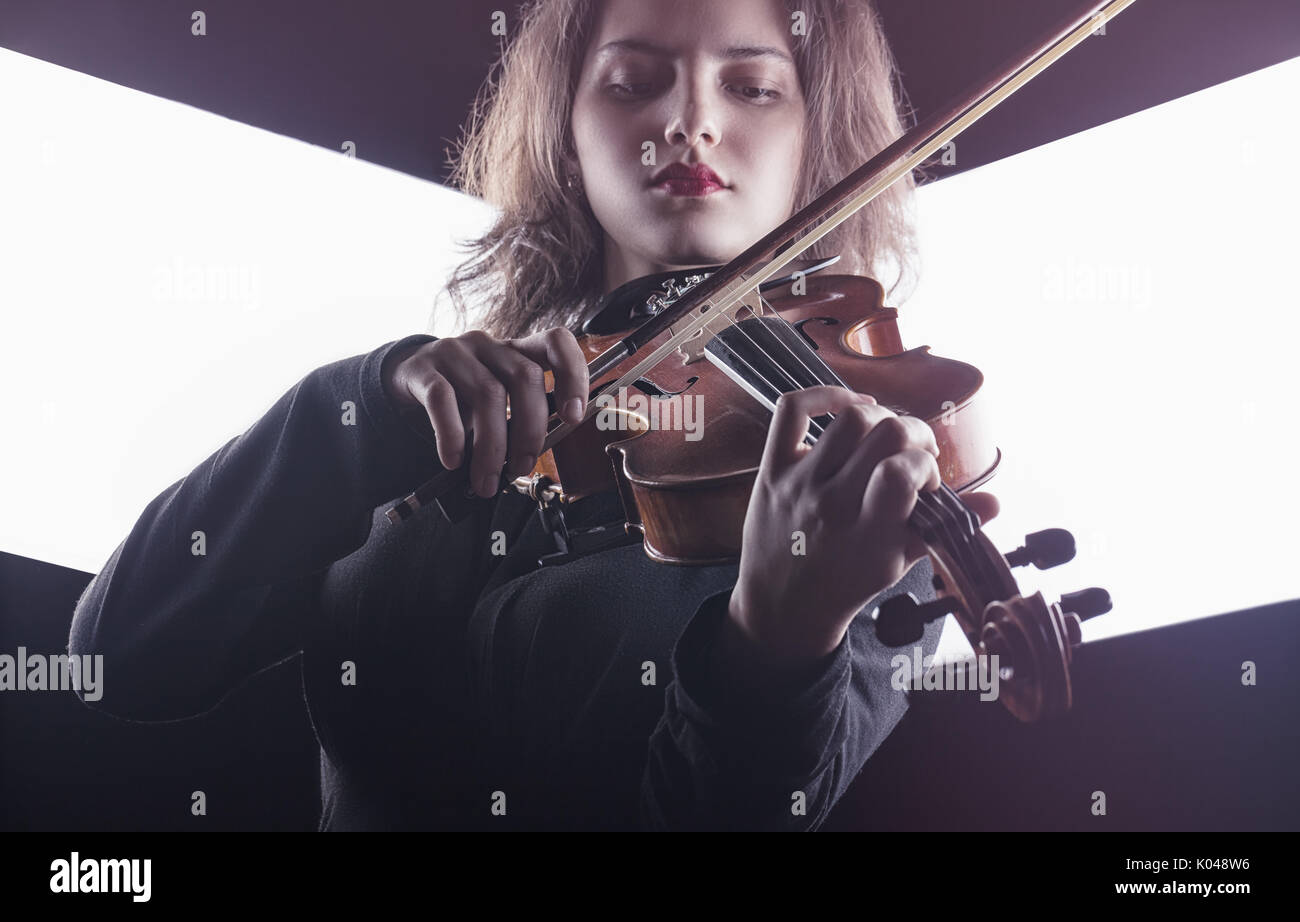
[649,161,726,196]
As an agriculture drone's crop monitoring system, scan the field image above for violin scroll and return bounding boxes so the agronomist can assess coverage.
[873,517,1112,722]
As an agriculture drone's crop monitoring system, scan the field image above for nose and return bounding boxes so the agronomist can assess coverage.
[663,74,720,149]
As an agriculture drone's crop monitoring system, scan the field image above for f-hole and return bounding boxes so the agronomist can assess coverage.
[628,376,698,398]
[792,316,839,351]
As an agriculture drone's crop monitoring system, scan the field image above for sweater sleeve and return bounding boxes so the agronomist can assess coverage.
[640,562,939,831]
[67,333,441,722]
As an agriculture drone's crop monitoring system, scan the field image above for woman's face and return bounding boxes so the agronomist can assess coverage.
[571,0,806,291]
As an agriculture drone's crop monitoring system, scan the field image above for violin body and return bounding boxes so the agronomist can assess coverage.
[539,273,999,565]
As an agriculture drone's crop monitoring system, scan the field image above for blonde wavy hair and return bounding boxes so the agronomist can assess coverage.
[442,0,917,339]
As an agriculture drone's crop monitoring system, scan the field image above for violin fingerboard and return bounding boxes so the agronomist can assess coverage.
[705,315,847,442]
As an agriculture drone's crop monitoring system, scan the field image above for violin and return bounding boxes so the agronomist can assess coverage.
[386,0,1134,721]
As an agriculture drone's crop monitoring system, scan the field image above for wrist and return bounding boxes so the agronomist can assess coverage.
[722,587,842,685]
[380,339,427,412]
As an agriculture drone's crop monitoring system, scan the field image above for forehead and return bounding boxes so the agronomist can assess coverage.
[587,0,794,63]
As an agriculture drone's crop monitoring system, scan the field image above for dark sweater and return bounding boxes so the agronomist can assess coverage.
[67,332,942,830]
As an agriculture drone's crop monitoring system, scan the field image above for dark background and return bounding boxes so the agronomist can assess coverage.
[2,0,1298,829]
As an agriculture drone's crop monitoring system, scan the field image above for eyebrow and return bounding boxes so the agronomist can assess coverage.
[595,38,793,64]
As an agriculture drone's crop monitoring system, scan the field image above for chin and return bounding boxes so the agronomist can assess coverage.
[642,233,744,269]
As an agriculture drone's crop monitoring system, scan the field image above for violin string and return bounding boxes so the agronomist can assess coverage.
[932,479,1002,594]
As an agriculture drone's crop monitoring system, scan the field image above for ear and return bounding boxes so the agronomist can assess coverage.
[561,130,580,170]
[560,136,584,186]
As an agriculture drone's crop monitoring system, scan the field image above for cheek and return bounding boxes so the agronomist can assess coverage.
[570,97,596,160]
[571,95,610,160]
[774,130,806,215]
[745,134,804,218]
[574,102,641,182]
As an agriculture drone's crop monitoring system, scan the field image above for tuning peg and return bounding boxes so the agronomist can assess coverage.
[1060,587,1112,620]
[872,592,954,647]
[1056,588,1111,647]
[1004,528,1076,570]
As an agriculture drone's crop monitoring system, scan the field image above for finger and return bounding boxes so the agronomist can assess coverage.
[461,366,508,497]
[824,414,938,501]
[414,338,484,467]
[410,366,466,470]
[961,491,1000,525]
[860,448,942,528]
[507,327,590,426]
[474,341,548,479]
[765,386,877,474]
[802,401,896,483]
[902,530,932,568]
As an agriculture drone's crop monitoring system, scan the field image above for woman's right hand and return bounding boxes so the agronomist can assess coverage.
[381,328,590,498]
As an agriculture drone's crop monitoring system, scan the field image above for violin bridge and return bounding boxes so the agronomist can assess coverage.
[673,290,767,365]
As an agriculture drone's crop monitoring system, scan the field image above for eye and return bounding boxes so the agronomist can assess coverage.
[608,81,654,98]
[728,84,781,103]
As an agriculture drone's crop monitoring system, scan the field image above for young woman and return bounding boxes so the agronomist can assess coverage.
[70,0,996,830]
